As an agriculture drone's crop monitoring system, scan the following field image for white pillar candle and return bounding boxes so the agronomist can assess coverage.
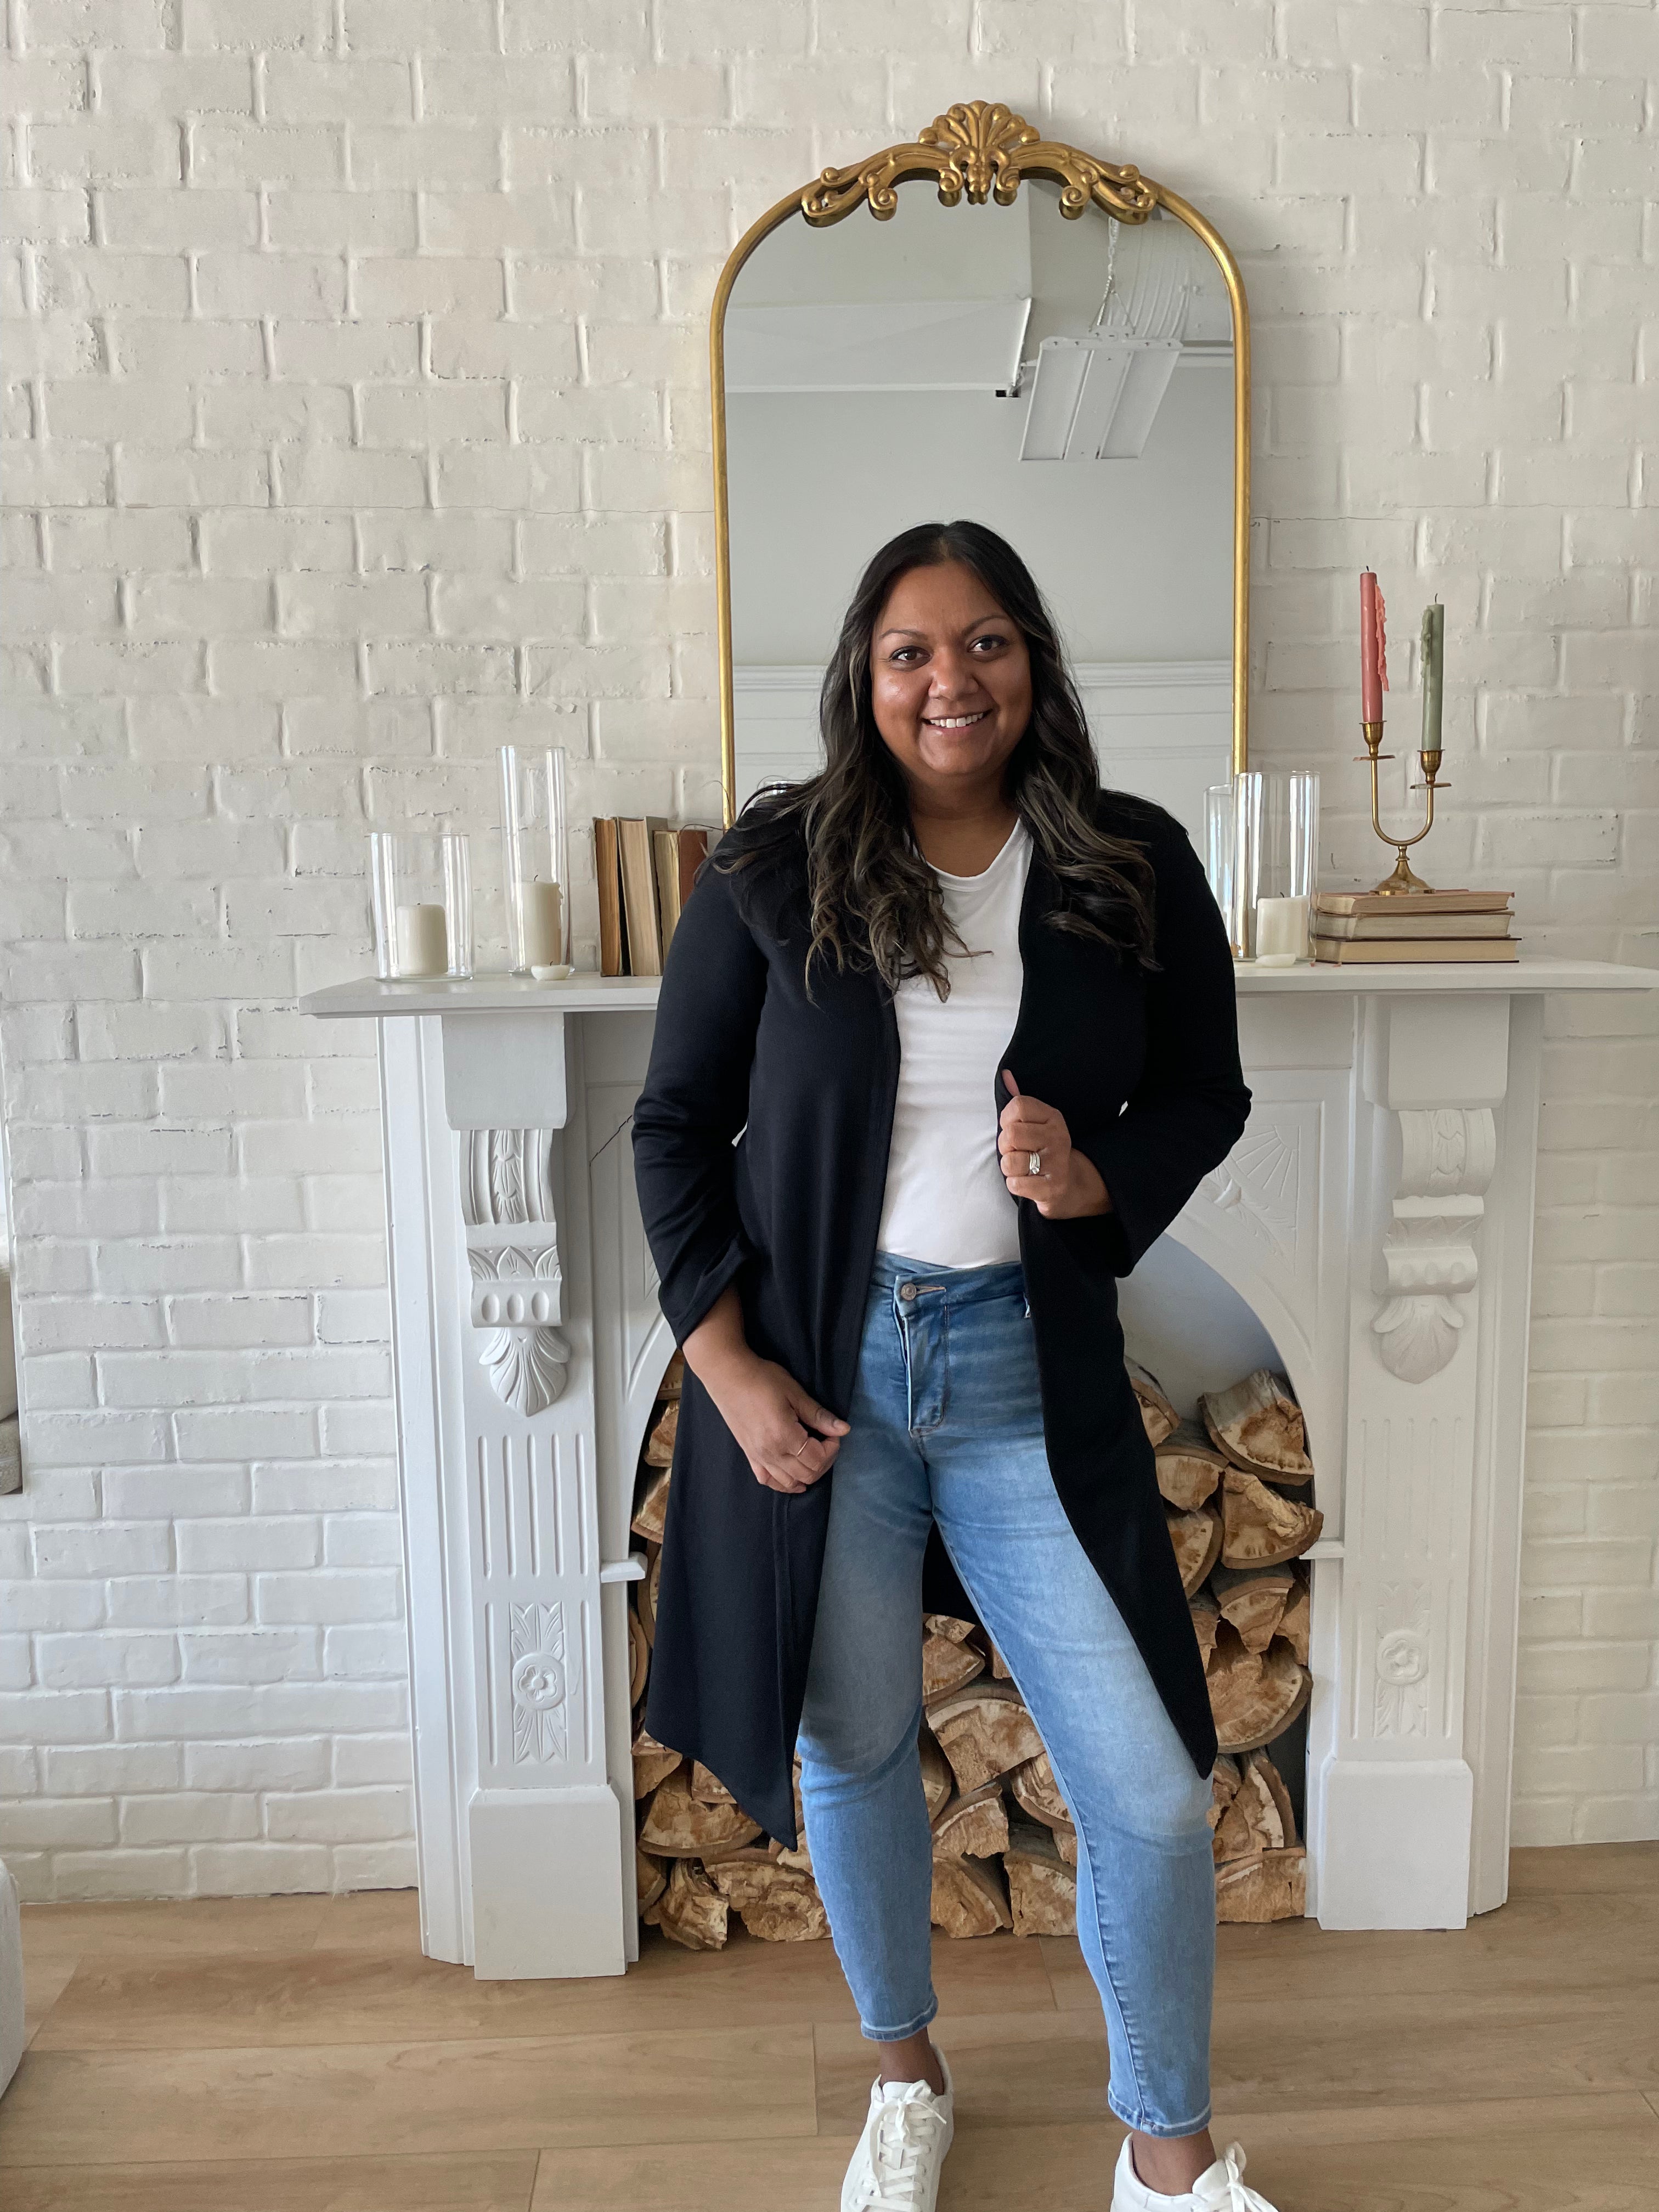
[1254,895,1310,964]
[396,901,449,978]
[518,879,563,969]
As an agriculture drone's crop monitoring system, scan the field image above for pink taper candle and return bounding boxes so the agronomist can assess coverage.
[1359,569,1389,722]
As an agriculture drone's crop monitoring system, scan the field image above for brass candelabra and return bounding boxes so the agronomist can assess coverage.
[1360,720,1447,895]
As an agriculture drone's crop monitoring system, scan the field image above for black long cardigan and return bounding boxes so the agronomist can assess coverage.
[631,792,1251,1847]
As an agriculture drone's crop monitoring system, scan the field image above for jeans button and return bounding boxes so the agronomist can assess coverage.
[898,1283,918,1302]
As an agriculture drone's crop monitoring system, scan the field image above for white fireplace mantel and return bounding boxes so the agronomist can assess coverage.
[303,956,1656,1973]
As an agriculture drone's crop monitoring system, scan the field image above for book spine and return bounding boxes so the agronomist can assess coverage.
[595,817,625,978]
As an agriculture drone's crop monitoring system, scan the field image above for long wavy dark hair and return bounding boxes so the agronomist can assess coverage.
[716,520,1157,997]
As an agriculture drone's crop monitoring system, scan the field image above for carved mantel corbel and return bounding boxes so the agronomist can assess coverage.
[460,1126,571,1416]
[1364,997,1510,1387]
[1373,1105,1497,1382]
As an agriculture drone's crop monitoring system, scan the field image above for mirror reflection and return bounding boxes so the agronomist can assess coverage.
[722,183,1238,838]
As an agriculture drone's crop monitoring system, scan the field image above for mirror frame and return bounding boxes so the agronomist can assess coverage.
[708,101,1251,826]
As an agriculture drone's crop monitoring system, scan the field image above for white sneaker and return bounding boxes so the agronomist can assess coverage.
[1113,2134,1281,2211]
[840,2053,955,2212]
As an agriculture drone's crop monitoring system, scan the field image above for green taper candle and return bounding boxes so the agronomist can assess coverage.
[1420,601,1444,754]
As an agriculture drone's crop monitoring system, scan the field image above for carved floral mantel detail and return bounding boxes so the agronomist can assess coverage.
[460,1127,571,1415]
[468,1244,562,1329]
[1189,1096,1332,1378]
[1373,1581,1434,1739]
[510,1600,575,1764]
[472,1304,571,1417]
[1202,1120,1301,1255]
[461,1128,555,1231]
[1373,1107,1497,1384]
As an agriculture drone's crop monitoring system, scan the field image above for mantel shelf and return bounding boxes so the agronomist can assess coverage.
[302,956,1656,1021]
[302,973,664,1019]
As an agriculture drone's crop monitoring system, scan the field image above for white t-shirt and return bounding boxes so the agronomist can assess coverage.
[877,820,1032,1269]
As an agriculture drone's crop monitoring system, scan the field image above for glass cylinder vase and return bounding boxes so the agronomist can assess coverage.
[499,745,570,975]
[1203,782,1235,929]
[1250,770,1322,964]
[1287,770,1320,900]
[369,830,473,981]
[1228,771,1264,960]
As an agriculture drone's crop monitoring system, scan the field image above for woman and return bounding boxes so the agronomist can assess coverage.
[633,522,1274,2212]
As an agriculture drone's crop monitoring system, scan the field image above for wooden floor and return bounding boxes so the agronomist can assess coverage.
[1,1844,1656,2210]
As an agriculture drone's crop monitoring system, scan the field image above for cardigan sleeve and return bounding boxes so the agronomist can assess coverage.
[631,850,771,1345]
[1072,816,1251,1274]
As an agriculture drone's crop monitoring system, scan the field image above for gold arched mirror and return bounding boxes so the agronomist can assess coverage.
[709,102,1250,833]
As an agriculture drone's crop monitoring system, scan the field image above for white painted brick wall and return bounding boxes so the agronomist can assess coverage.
[1,1,1655,1897]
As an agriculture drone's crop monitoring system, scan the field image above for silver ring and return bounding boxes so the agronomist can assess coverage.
[1027,1150,1043,1177]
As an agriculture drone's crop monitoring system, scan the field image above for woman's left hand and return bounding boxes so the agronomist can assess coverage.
[998,1071,1113,1220]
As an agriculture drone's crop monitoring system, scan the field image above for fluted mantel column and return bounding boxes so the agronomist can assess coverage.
[1312,992,1525,1928]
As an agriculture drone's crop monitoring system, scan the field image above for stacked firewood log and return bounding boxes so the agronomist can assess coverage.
[1135,1361,1318,1925]
[629,1359,1319,1951]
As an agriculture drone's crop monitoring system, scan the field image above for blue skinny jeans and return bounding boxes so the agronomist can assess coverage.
[796,1251,1216,2139]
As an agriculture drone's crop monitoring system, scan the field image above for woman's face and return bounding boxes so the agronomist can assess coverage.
[868,560,1033,800]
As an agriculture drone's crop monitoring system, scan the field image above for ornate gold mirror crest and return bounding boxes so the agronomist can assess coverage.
[800,101,1159,226]
[709,103,1252,824]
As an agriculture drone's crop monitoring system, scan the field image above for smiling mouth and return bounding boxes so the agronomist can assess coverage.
[923,709,991,731]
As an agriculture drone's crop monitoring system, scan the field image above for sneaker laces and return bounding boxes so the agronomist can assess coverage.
[1193,2142,1279,2212]
[856,2084,950,2211]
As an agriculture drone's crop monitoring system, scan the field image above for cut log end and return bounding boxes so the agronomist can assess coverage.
[922,1629,987,1702]
[637,1544,661,1649]
[1209,1752,1240,1833]
[1003,1818,1077,1937]
[638,1765,763,1858]
[1251,1748,1298,1847]
[1215,1844,1307,1923]
[630,1466,671,1544]
[928,1680,1046,1795]
[929,1853,1013,1938]
[1167,1502,1225,1595]
[1191,1589,1221,1671]
[706,1854,830,1942]
[642,1857,729,1950]
[932,1780,1011,1863]
[1220,1465,1323,1569]
[1207,1621,1312,1755]
[1008,1749,1071,1832]
[1127,1357,1180,1448]
[1212,1749,1291,1863]
[688,1759,735,1807]
[1278,1572,1311,1665]
[1201,1368,1314,1483]
[627,1606,649,1707]
[630,1724,681,1800]
[643,1397,679,1469]
[918,1725,955,1820]
[1211,1563,1294,1655]
[635,1845,667,1917]
[1155,1421,1228,1511]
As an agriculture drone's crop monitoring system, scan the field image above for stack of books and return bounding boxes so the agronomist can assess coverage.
[1311,888,1518,964]
[594,819,712,978]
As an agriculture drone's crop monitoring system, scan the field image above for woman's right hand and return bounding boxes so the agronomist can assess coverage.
[683,1288,849,1494]
[707,1354,849,1494]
